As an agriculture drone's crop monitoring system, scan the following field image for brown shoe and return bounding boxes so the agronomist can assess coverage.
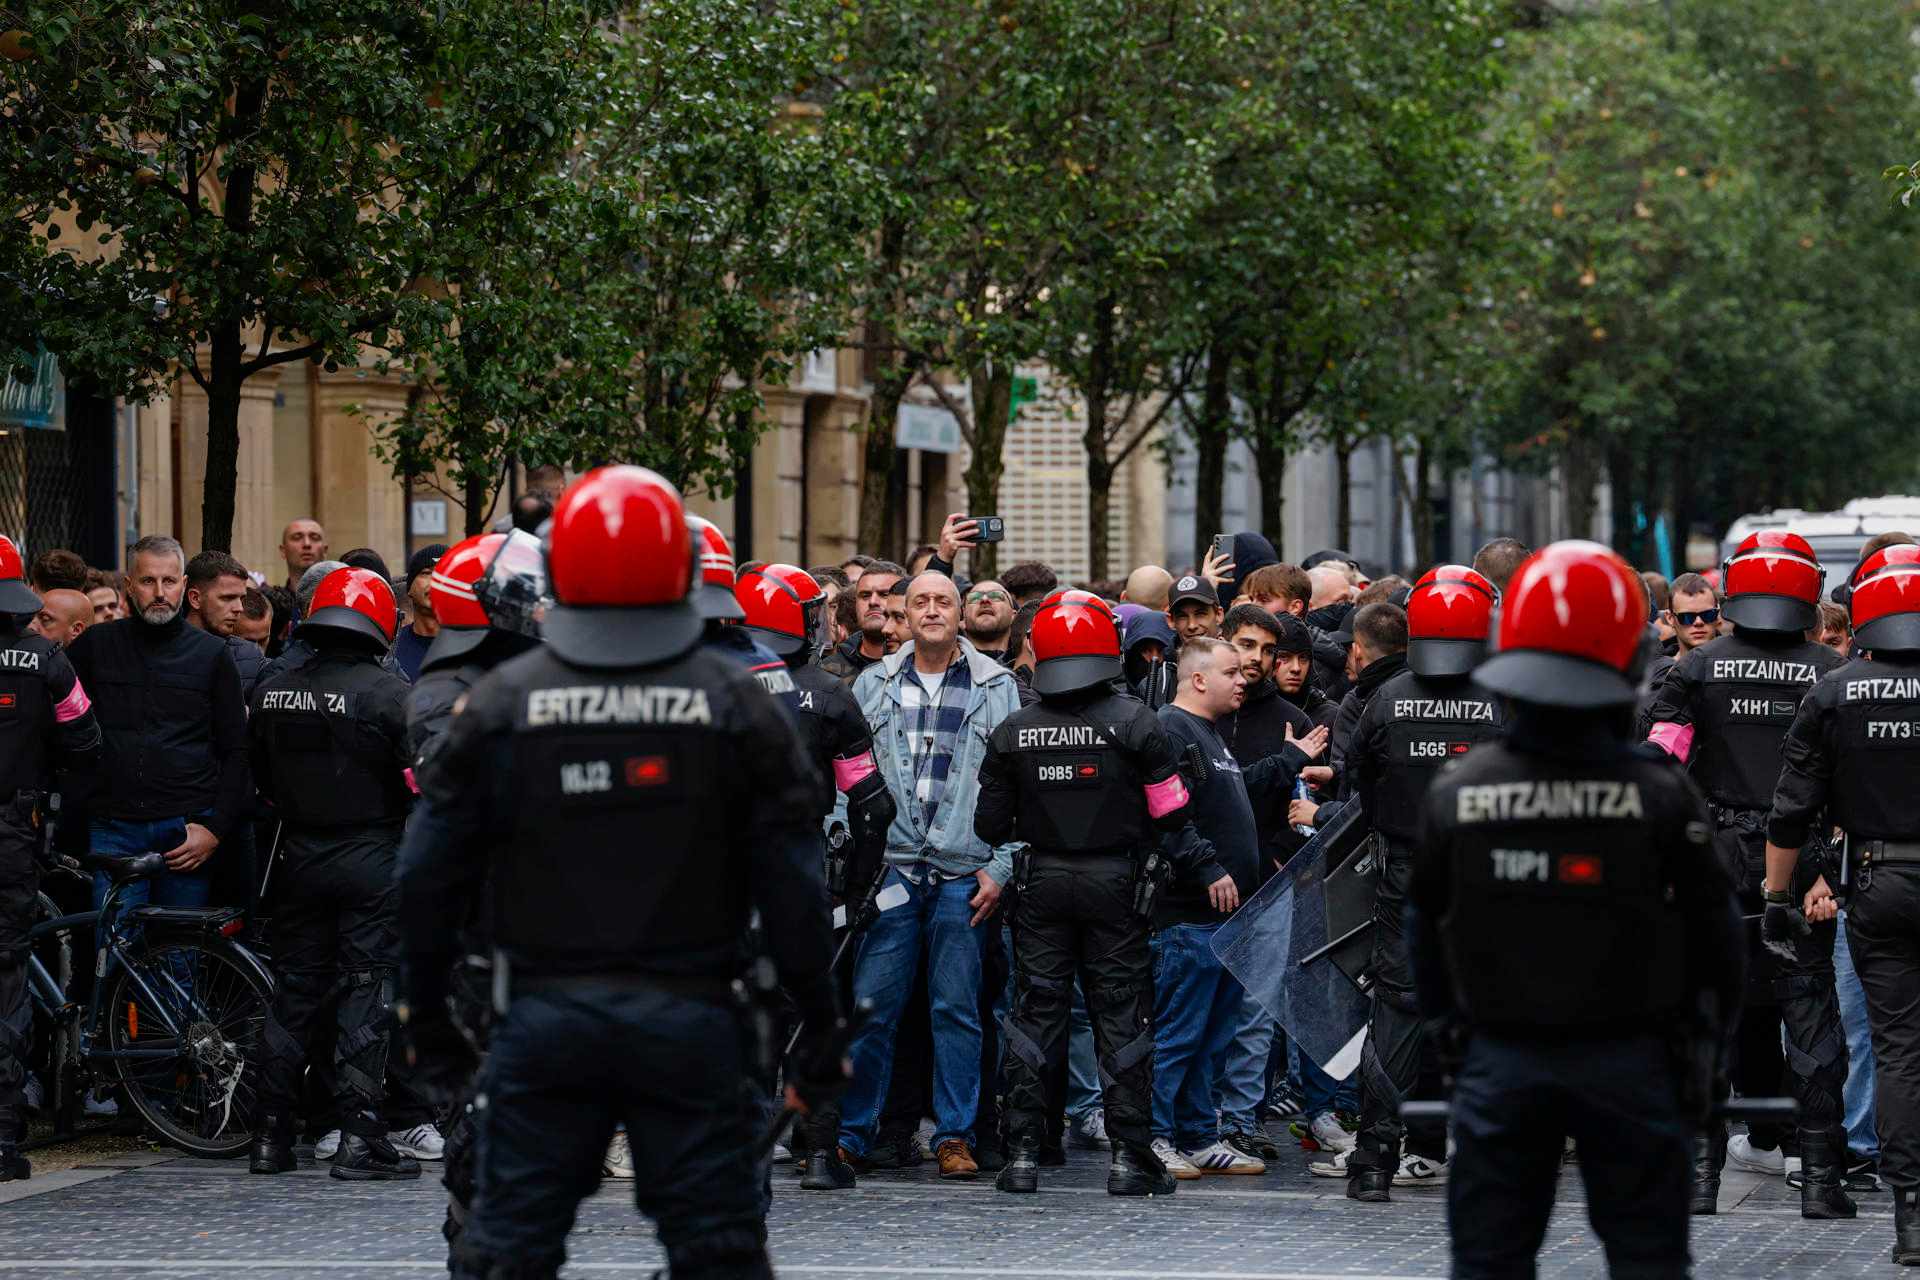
[936,1140,978,1180]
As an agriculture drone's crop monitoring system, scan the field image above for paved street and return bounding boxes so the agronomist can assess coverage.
[0,1131,1897,1279]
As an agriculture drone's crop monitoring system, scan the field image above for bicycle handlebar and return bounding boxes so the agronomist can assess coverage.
[78,851,171,879]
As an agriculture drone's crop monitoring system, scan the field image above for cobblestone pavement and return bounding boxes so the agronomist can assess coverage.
[0,1133,1898,1279]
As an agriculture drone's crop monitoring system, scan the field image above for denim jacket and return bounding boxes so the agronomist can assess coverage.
[853,637,1023,887]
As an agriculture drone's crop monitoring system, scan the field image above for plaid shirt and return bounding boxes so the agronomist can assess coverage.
[896,655,973,830]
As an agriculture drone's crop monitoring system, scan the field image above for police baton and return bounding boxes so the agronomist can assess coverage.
[779,862,899,1065]
[1402,1097,1799,1125]
[256,820,284,902]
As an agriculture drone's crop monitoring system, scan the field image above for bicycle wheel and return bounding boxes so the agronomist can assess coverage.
[104,938,271,1158]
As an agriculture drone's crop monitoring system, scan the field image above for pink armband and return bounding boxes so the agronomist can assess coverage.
[833,750,878,793]
[1647,721,1694,762]
[404,767,420,795]
[53,680,91,724]
[1144,773,1190,819]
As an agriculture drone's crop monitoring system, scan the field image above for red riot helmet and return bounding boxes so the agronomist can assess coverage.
[543,465,700,667]
[686,515,746,621]
[1473,541,1649,708]
[301,567,397,651]
[0,536,39,615]
[1720,530,1821,635]
[736,564,829,658]
[1030,593,1123,697]
[1849,545,1920,653]
[1406,564,1497,678]
[424,530,548,669]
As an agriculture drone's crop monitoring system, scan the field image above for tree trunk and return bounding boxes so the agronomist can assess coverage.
[1412,438,1435,570]
[856,219,908,553]
[200,336,242,553]
[964,363,1013,578]
[1562,429,1599,541]
[1252,435,1285,556]
[464,464,490,535]
[1335,435,1353,551]
[1606,439,1636,560]
[1191,340,1234,568]
[1083,294,1116,582]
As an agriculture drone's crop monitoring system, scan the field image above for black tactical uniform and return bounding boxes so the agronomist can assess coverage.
[1644,629,1845,1208]
[399,638,835,1280]
[1769,650,1920,1251]
[0,613,100,1175]
[976,685,1194,1195]
[248,641,419,1179]
[1411,716,1743,1279]
[408,629,541,769]
[1345,667,1504,1197]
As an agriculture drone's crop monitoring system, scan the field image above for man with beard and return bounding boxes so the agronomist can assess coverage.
[963,581,1016,665]
[820,561,905,684]
[67,536,249,913]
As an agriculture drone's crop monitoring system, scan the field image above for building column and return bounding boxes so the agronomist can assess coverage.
[172,367,281,573]
[311,368,410,569]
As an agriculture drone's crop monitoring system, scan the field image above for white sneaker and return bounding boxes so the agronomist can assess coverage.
[82,1090,119,1118]
[1727,1133,1785,1176]
[1309,1111,1357,1154]
[313,1129,342,1161]
[388,1122,446,1161]
[1184,1140,1266,1175]
[911,1127,936,1163]
[1069,1111,1109,1149]
[22,1075,44,1112]
[604,1131,636,1179]
[1308,1147,1351,1178]
[1394,1153,1449,1186]
[1151,1137,1202,1180]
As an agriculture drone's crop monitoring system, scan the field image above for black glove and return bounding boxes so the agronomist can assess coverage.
[1760,898,1810,964]
[786,1017,853,1115]
[396,1002,481,1105]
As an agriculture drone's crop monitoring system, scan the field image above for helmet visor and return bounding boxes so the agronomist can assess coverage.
[474,529,550,640]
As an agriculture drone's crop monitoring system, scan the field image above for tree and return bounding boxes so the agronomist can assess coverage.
[0,0,609,551]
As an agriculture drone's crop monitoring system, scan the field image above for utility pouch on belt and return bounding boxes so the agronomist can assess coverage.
[825,822,851,899]
[1132,849,1169,921]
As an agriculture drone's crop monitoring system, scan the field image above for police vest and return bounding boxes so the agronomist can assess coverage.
[255,663,410,827]
[1367,671,1503,841]
[1685,635,1836,811]
[0,630,56,796]
[1827,659,1920,839]
[994,693,1157,854]
[495,652,745,974]
[1433,747,1686,1029]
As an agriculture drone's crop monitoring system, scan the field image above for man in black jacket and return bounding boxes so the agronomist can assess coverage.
[67,535,248,913]
[1272,611,1340,729]
[183,550,266,701]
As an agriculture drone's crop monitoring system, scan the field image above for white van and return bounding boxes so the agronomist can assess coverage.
[1719,498,1920,598]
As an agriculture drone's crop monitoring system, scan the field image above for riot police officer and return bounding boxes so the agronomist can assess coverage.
[1764,543,1920,1262]
[397,466,841,1280]
[408,530,546,769]
[1410,541,1744,1280]
[736,563,897,1192]
[0,536,100,1180]
[975,589,1198,1197]
[1644,530,1849,1216]
[1343,565,1505,1202]
[688,516,792,689]
[248,567,420,1181]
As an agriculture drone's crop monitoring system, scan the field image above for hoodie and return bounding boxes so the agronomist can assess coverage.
[1122,611,1178,709]
[1219,532,1280,607]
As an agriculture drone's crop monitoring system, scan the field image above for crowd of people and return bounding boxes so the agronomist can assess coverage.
[3,471,1917,1279]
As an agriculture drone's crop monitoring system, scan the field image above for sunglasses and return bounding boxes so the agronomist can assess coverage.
[1672,608,1720,627]
[966,589,1010,603]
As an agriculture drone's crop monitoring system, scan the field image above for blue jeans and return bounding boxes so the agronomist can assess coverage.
[838,868,988,1155]
[89,816,213,914]
[1835,909,1878,1159]
[1214,991,1280,1133]
[1294,1042,1357,1118]
[1065,982,1102,1121]
[1151,922,1244,1149]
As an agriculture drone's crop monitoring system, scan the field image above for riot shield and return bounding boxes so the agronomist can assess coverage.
[1211,801,1377,1077]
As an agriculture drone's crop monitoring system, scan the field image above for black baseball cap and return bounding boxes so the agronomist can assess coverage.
[1169,574,1217,611]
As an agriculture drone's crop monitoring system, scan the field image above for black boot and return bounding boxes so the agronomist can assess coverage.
[995,1137,1040,1194]
[799,1147,857,1191]
[1108,1141,1176,1197]
[1894,1190,1920,1266]
[0,1143,28,1183]
[1689,1124,1727,1216]
[249,1114,297,1175]
[330,1132,422,1181]
[1798,1126,1858,1220]
[1348,1140,1393,1203]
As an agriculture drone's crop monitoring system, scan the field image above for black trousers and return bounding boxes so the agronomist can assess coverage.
[257,829,400,1137]
[455,982,768,1280]
[1353,841,1444,1174]
[1002,854,1153,1150]
[1847,864,1920,1194]
[0,813,34,1145]
[1450,1031,1689,1280]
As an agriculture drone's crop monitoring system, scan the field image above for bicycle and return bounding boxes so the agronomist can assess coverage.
[27,850,275,1158]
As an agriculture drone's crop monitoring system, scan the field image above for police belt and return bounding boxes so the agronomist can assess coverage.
[1706,802,1767,834]
[1857,840,1920,866]
[1026,847,1138,867]
[509,969,738,1007]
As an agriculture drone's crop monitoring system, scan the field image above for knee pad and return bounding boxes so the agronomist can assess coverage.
[1097,1026,1154,1094]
